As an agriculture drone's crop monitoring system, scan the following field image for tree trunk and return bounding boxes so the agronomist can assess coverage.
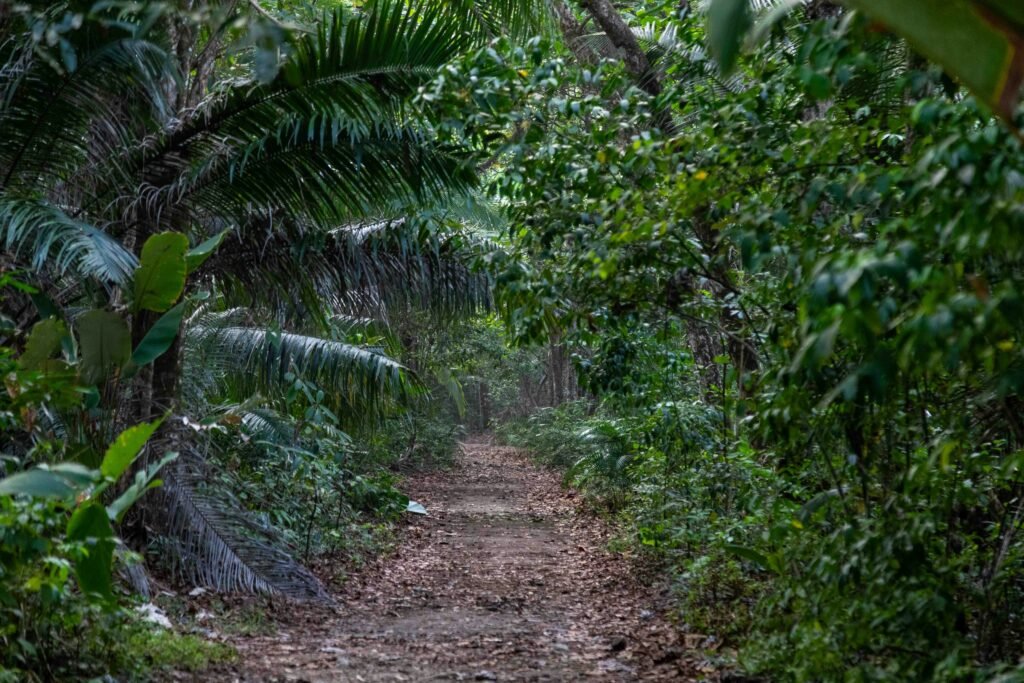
[552,0,602,65]
[579,0,676,133]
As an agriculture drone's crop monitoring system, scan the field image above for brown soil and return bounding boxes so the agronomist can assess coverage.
[211,441,718,681]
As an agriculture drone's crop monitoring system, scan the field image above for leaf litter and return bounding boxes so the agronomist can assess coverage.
[200,440,722,681]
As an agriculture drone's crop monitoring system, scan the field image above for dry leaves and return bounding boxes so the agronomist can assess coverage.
[203,441,722,682]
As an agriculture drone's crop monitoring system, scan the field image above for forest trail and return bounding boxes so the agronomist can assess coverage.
[226,440,712,681]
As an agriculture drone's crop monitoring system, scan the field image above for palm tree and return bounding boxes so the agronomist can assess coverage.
[1,0,550,598]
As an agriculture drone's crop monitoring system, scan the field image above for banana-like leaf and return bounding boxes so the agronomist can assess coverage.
[77,310,131,385]
[185,230,229,275]
[101,417,164,480]
[709,0,752,74]
[108,451,178,523]
[19,319,66,370]
[134,232,188,313]
[67,502,116,600]
[0,467,85,498]
[131,302,187,367]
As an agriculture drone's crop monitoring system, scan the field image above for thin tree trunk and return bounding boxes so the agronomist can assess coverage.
[579,0,676,133]
[552,0,601,65]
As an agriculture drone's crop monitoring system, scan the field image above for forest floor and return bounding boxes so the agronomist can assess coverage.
[202,440,721,681]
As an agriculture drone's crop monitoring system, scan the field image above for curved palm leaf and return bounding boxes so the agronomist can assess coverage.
[206,217,492,326]
[0,9,171,193]
[157,446,330,601]
[1,197,138,285]
[140,1,470,179]
[439,0,555,42]
[186,324,415,419]
[175,120,476,227]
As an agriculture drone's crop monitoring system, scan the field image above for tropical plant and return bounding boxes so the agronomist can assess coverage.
[0,0,547,604]
[0,339,177,678]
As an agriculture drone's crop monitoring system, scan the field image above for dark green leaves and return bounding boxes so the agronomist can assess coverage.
[107,452,177,523]
[66,503,116,599]
[724,543,770,570]
[845,0,1024,120]
[185,230,229,275]
[0,462,95,499]
[77,310,131,384]
[708,0,752,74]
[0,470,76,497]
[19,319,66,369]
[131,302,186,367]
[133,232,188,313]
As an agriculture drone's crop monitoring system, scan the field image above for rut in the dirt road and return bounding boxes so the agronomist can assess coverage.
[230,442,710,681]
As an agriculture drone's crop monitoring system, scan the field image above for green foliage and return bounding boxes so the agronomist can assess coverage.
[66,502,117,599]
[708,0,751,73]
[77,309,131,385]
[18,319,66,370]
[13,0,1024,680]
[0,440,175,677]
[712,0,1024,122]
[460,3,1024,680]
[123,625,236,675]
[130,302,187,367]
[0,291,177,678]
[133,232,189,313]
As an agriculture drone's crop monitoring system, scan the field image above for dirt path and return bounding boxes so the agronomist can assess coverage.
[226,441,711,681]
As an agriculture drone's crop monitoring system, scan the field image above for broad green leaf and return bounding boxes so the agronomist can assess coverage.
[100,418,164,480]
[30,291,59,321]
[185,230,229,274]
[133,232,188,312]
[983,0,1024,27]
[66,502,116,599]
[78,310,130,384]
[107,452,177,523]
[0,469,77,498]
[131,302,186,367]
[19,319,66,369]
[844,0,1024,119]
[798,489,840,523]
[709,0,752,75]
[49,462,100,487]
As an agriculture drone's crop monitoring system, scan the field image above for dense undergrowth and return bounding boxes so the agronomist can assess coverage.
[499,393,1024,681]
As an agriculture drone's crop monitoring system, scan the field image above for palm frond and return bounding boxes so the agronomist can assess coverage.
[632,23,746,99]
[0,197,138,285]
[175,121,476,227]
[205,217,492,327]
[240,407,298,445]
[436,0,555,42]
[185,324,414,420]
[156,445,330,601]
[0,11,171,192]
[151,1,469,171]
[116,1,480,235]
